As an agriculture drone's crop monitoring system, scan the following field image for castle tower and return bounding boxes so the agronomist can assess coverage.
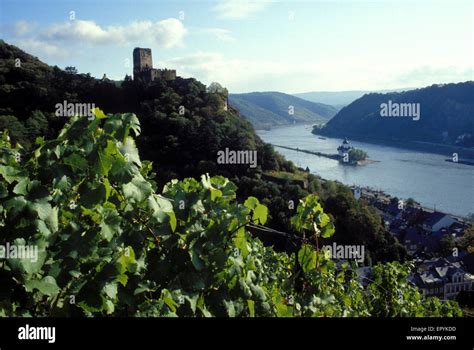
[132,47,176,82]
[337,137,353,156]
[133,48,153,77]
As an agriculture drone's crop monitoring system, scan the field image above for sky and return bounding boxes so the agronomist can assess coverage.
[0,0,473,93]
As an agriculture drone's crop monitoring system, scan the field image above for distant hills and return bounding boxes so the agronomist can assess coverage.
[294,88,412,108]
[314,82,474,150]
[229,91,337,129]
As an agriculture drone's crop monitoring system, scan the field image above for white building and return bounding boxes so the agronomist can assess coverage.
[443,269,474,299]
[352,186,361,200]
[414,259,474,300]
[337,137,353,157]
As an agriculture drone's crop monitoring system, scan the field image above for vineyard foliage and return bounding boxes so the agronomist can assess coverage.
[0,111,461,317]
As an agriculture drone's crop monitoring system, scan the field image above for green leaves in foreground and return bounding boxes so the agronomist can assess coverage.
[291,194,335,239]
[0,111,462,317]
[244,196,268,225]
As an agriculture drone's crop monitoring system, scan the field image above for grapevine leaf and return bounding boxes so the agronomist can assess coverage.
[24,276,60,296]
[298,244,317,273]
[252,203,268,225]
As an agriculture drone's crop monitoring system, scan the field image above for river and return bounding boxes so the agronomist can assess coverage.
[257,124,474,217]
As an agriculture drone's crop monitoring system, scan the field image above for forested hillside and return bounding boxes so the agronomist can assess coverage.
[0,41,458,317]
[315,82,474,148]
[229,91,337,129]
[0,111,461,316]
[0,40,407,264]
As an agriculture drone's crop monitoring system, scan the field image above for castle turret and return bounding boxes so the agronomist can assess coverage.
[132,47,176,82]
[133,48,153,78]
[337,137,353,156]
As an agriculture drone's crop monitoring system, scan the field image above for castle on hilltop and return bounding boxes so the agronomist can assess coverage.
[133,48,176,82]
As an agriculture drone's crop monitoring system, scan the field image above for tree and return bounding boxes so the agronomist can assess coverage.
[0,115,28,148]
[26,110,48,139]
[207,82,228,96]
[459,225,474,253]
[348,148,368,162]
[64,66,77,74]
[440,235,456,256]
[65,66,78,74]
[0,111,461,317]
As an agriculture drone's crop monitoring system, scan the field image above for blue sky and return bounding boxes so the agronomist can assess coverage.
[1,0,472,93]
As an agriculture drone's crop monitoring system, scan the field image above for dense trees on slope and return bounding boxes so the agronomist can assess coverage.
[0,40,405,263]
[315,82,474,147]
[229,91,337,129]
[0,112,460,316]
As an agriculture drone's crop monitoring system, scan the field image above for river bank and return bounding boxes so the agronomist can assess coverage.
[258,124,474,217]
[271,144,379,166]
[312,129,474,160]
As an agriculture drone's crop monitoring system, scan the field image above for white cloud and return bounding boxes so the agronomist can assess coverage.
[42,20,110,44]
[39,18,187,48]
[160,52,474,93]
[16,39,69,59]
[391,66,474,87]
[160,52,315,91]
[13,20,36,36]
[201,28,235,42]
[212,0,273,19]
[7,18,187,60]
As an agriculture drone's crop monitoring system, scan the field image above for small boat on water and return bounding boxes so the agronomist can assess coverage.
[318,136,327,140]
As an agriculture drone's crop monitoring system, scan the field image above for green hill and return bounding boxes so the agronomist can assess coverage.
[315,82,474,150]
[0,40,407,264]
[229,91,337,129]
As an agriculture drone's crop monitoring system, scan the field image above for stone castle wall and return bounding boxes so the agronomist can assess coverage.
[133,48,175,82]
[133,48,152,75]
